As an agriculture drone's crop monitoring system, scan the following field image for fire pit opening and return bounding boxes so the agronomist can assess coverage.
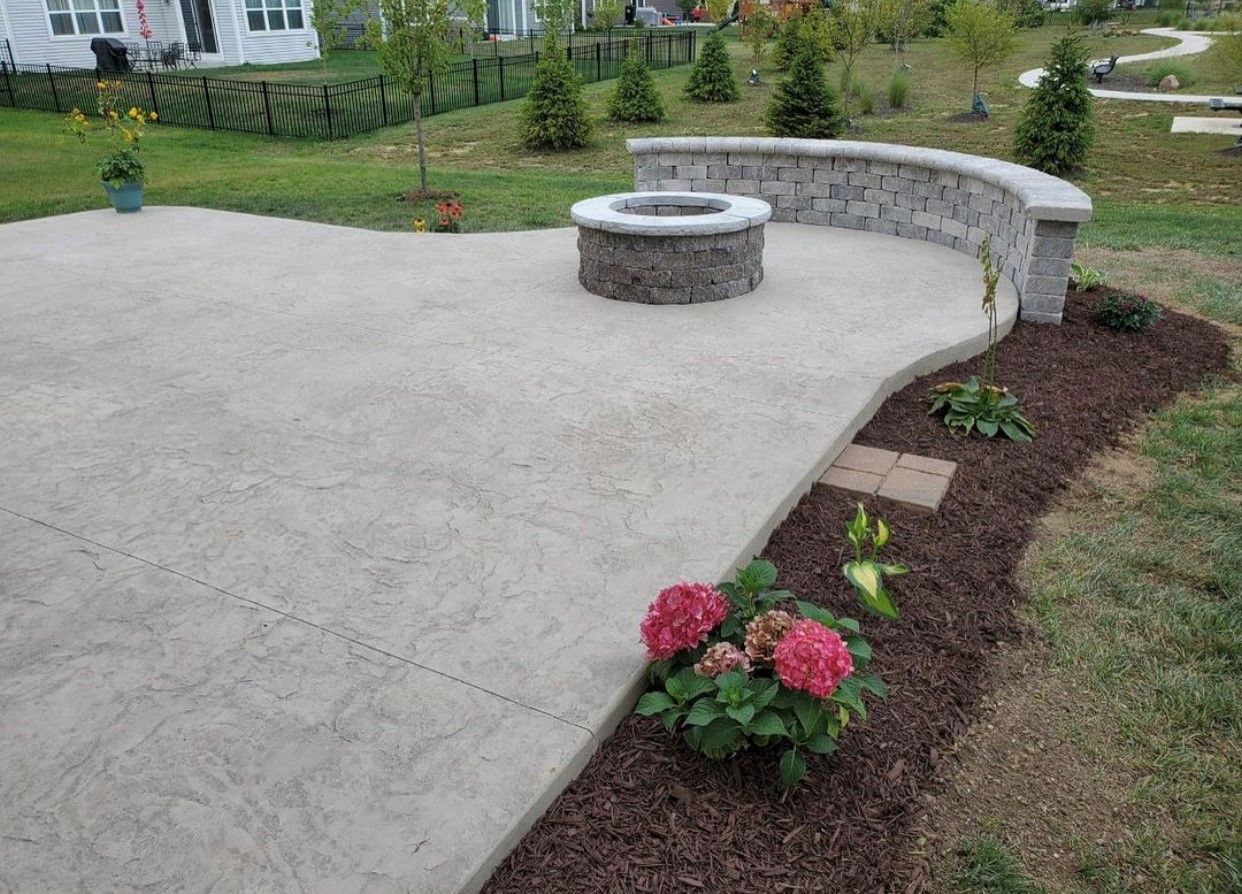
[571,193,771,305]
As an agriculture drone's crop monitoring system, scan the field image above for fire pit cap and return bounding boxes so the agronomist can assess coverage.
[571,192,771,237]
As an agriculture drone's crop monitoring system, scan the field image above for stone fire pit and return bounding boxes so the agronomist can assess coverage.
[571,192,771,304]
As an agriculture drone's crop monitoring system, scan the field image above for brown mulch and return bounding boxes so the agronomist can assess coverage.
[482,290,1233,894]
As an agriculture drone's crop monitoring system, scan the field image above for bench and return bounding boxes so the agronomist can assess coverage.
[1090,54,1119,84]
[1208,97,1242,116]
[629,137,1094,323]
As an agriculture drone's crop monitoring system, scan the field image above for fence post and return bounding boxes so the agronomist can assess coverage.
[595,41,600,81]
[428,68,437,115]
[46,63,61,113]
[472,57,480,106]
[322,84,333,139]
[202,76,215,129]
[646,32,652,64]
[497,55,505,101]
[378,75,388,127]
[261,80,274,135]
[667,33,671,68]
[1,61,14,107]
[146,70,159,119]
[565,43,571,62]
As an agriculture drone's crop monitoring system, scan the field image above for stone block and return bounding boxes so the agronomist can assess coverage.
[728,179,760,195]
[811,198,847,214]
[869,161,899,175]
[820,466,884,496]
[796,210,832,226]
[897,223,929,241]
[881,175,912,193]
[848,173,885,189]
[899,164,931,182]
[776,194,813,211]
[881,204,913,224]
[778,167,812,182]
[760,180,795,196]
[831,213,866,230]
[708,164,742,180]
[895,193,926,212]
[1032,235,1075,259]
[911,210,941,230]
[835,444,899,475]
[940,217,967,240]
[846,200,881,219]
[1025,256,1071,277]
[864,188,896,207]
[865,218,898,236]
[913,181,943,200]
[812,168,848,185]
[895,453,956,478]
[878,465,951,513]
[675,165,707,180]
[831,184,866,201]
[1035,219,1079,238]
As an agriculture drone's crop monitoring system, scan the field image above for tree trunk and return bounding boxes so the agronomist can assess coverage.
[413,103,429,193]
[972,65,980,102]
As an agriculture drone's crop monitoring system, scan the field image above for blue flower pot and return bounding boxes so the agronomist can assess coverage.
[102,181,144,213]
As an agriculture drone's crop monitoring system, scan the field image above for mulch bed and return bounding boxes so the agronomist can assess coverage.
[483,290,1232,894]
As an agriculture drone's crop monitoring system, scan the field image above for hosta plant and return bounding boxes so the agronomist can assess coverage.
[1071,261,1106,292]
[928,376,1036,442]
[635,505,906,787]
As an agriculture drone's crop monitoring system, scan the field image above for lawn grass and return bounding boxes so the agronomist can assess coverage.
[4,22,1237,241]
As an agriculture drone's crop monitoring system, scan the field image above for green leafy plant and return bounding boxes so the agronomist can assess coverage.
[1014,31,1094,175]
[945,0,1016,111]
[765,44,846,138]
[887,68,911,108]
[685,31,741,102]
[519,33,593,149]
[635,504,905,786]
[607,40,666,122]
[855,78,877,114]
[1094,293,1162,333]
[1145,60,1196,88]
[744,4,779,67]
[65,79,157,188]
[1071,261,1106,291]
[928,234,1036,442]
[1073,0,1112,27]
[593,0,621,30]
[831,0,882,110]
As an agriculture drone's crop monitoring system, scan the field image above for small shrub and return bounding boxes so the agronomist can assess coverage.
[1071,261,1106,291]
[66,79,157,187]
[634,504,906,787]
[773,15,805,69]
[1012,0,1045,29]
[1074,0,1112,27]
[856,79,876,114]
[685,31,741,102]
[432,198,463,232]
[1155,10,1174,26]
[1145,60,1196,88]
[766,45,846,138]
[520,34,593,149]
[887,68,911,109]
[1176,15,1193,30]
[1094,293,1162,332]
[744,4,779,67]
[606,40,666,122]
[1014,32,1094,175]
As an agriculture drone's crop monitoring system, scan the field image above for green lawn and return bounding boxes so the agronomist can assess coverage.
[4,23,1238,242]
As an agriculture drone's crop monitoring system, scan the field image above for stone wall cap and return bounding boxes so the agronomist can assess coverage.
[571,192,772,236]
[627,137,1092,222]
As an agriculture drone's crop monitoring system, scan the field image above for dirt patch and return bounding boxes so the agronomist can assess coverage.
[949,111,990,124]
[482,291,1232,894]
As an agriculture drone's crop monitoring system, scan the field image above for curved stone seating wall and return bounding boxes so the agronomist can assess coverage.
[628,137,1093,323]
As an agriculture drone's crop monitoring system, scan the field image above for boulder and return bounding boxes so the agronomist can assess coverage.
[1158,74,1181,92]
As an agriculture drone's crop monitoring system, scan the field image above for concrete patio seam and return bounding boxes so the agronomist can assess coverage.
[0,503,598,741]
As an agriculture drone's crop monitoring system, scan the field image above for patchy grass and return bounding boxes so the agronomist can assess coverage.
[924,244,1241,894]
[952,834,1047,894]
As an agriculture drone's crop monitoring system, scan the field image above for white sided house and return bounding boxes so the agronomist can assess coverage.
[0,0,320,68]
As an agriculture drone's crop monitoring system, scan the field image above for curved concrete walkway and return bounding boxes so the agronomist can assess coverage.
[0,208,1015,893]
[1019,27,1230,104]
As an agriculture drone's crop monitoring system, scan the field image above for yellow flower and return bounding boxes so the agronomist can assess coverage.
[128,107,138,118]
[412,218,427,233]
[149,112,158,121]
[108,110,118,119]
[96,81,106,90]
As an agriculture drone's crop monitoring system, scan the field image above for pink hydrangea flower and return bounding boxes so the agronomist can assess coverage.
[639,582,730,660]
[773,620,854,699]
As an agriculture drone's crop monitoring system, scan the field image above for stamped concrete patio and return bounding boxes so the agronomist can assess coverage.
[0,207,1015,893]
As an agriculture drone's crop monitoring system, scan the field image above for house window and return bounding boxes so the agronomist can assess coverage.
[46,0,125,36]
[244,0,304,31]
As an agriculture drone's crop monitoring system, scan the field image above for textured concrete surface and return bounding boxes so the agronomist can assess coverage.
[1171,116,1242,136]
[0,207,1016,893]
[1019,27,1230,104]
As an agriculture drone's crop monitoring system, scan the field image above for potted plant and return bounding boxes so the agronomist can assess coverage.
[66,80,157,214]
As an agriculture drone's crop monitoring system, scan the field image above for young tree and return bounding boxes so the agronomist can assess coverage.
[534,0,575,35]
[520,33,593,148]
[368,0,453,195]
[458,0,488,56]
[593,0,622,30]
[607,40,666,121]
[876,0,931,54]
[831,0,881,104]
[705,0,732,23]
[766,44,846,138]
[1014,32,1094,174]
[945,0,1016,109]
[308,0,365,76]
[744,4,778,67]
[1208,30,1242,87]
[685,31,741,101]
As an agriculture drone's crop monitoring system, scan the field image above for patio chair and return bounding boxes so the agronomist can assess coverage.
[161,42,186,70]
[185,41,202,67]
[1090,54,1118,84]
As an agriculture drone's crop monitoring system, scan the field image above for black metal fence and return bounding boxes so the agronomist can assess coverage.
[0,30,694,140]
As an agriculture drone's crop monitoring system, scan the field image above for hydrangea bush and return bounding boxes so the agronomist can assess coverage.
[635,504,906,786]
